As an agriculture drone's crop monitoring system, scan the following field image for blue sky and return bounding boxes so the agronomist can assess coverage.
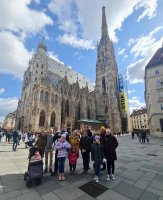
[0,0,163,122]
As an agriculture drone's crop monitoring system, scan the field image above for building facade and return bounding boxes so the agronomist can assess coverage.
[15,7,121,132]
[145,44,163,137]
[3,111,16,130]
[130,108,149,131]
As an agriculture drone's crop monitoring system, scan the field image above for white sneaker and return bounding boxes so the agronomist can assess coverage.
[94,175,97,180]
[96,176,99,183]
[107,175,110,181]
[111,174,115,180]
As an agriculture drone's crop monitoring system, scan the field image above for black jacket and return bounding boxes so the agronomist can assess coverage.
[79,136,91,152]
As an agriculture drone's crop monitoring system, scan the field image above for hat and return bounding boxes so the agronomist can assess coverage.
[100,126,106,131]
[61,133,66,138]
[106,129,111,133]
[95,135,100,140]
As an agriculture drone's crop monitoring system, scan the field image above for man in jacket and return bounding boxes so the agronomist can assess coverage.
[79,131,91,174]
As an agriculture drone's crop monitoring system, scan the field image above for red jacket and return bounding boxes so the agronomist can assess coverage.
[68,152,78,165]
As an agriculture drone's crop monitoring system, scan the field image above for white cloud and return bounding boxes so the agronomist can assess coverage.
[127,27,163,84]
[136,0,158,22]
[0,97,18,122]
[48,51,64,65]
[0,0,53,36]
[49,0,158,45]
[58,34,95,50]
[128,38,136,47]
[0,88,5,95]
[124,55,128,59]
[128,89,136,94]
[129,97,145,113]
[0,31,32,79]
[118,48,125,55]
[33,0,40,4]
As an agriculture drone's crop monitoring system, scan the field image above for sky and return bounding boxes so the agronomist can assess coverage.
[0,0,163,122]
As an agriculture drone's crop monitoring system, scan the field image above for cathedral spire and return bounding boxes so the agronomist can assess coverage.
[101,6,109,39]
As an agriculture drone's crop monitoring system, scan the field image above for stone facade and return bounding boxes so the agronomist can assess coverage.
[3,111,16,130]
[15,7,121,132]
[130,108,149,131]
[145,44,163,137]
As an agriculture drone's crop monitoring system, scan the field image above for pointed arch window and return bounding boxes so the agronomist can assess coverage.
[102,77,106,93]
[45,91,49,102]
[65,100,69,117]
[87,108,90,120]
[77,103,80,120]
[51,93,55,104]
[39,110,45,126]
[40,90,44,101]
[105,106,108,113]
[55,94,58,104]
[50,112,55,127]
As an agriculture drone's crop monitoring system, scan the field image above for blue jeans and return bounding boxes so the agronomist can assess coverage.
[13,141,17,151]
[58,157,66,173]
[95,163,100,176]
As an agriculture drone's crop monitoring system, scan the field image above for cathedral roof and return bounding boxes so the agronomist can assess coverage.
[145,46,163,70]
[47,57,95,91]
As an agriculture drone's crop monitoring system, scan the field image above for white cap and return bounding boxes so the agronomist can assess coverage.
[106,129,111,133]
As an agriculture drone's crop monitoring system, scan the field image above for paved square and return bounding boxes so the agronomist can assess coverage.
[0,135,163,199]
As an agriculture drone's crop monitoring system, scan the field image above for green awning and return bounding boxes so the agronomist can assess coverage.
[76,118,103,124]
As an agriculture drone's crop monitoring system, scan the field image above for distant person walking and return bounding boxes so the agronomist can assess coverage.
[12,130,19,151]
[0,130,3,143]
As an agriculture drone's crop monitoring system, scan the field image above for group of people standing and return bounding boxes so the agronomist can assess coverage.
[33,126,118,183]
[1,126,119,183]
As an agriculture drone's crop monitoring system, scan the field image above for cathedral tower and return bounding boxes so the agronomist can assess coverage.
[95,6,121,132]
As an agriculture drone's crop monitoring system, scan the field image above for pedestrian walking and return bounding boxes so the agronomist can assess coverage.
[91,135,104,183]
[55,134,71,181]
[12,130,19,151]
[0,130,3,143]
[22,132,26,142]
[103,129,118,181]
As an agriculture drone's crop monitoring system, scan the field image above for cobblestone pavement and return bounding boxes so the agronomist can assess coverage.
[0,135,163,200]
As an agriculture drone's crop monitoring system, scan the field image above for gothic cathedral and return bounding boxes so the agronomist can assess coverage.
[15,7,121,132]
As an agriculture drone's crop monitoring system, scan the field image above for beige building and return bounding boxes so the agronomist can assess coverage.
[15,7,121,132]
[130,108,149,131]
[145,44,163,137]
[3,111,16,130]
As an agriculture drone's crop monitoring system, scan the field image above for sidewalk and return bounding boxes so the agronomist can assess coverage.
[0,135,163,200]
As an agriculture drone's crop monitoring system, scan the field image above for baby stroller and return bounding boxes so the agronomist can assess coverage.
[24,147,43,187]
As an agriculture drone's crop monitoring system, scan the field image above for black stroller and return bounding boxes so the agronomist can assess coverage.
[24,147,43,187]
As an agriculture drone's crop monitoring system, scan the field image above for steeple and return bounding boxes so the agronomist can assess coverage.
[38,37,47,52]
[101,6,109,39]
